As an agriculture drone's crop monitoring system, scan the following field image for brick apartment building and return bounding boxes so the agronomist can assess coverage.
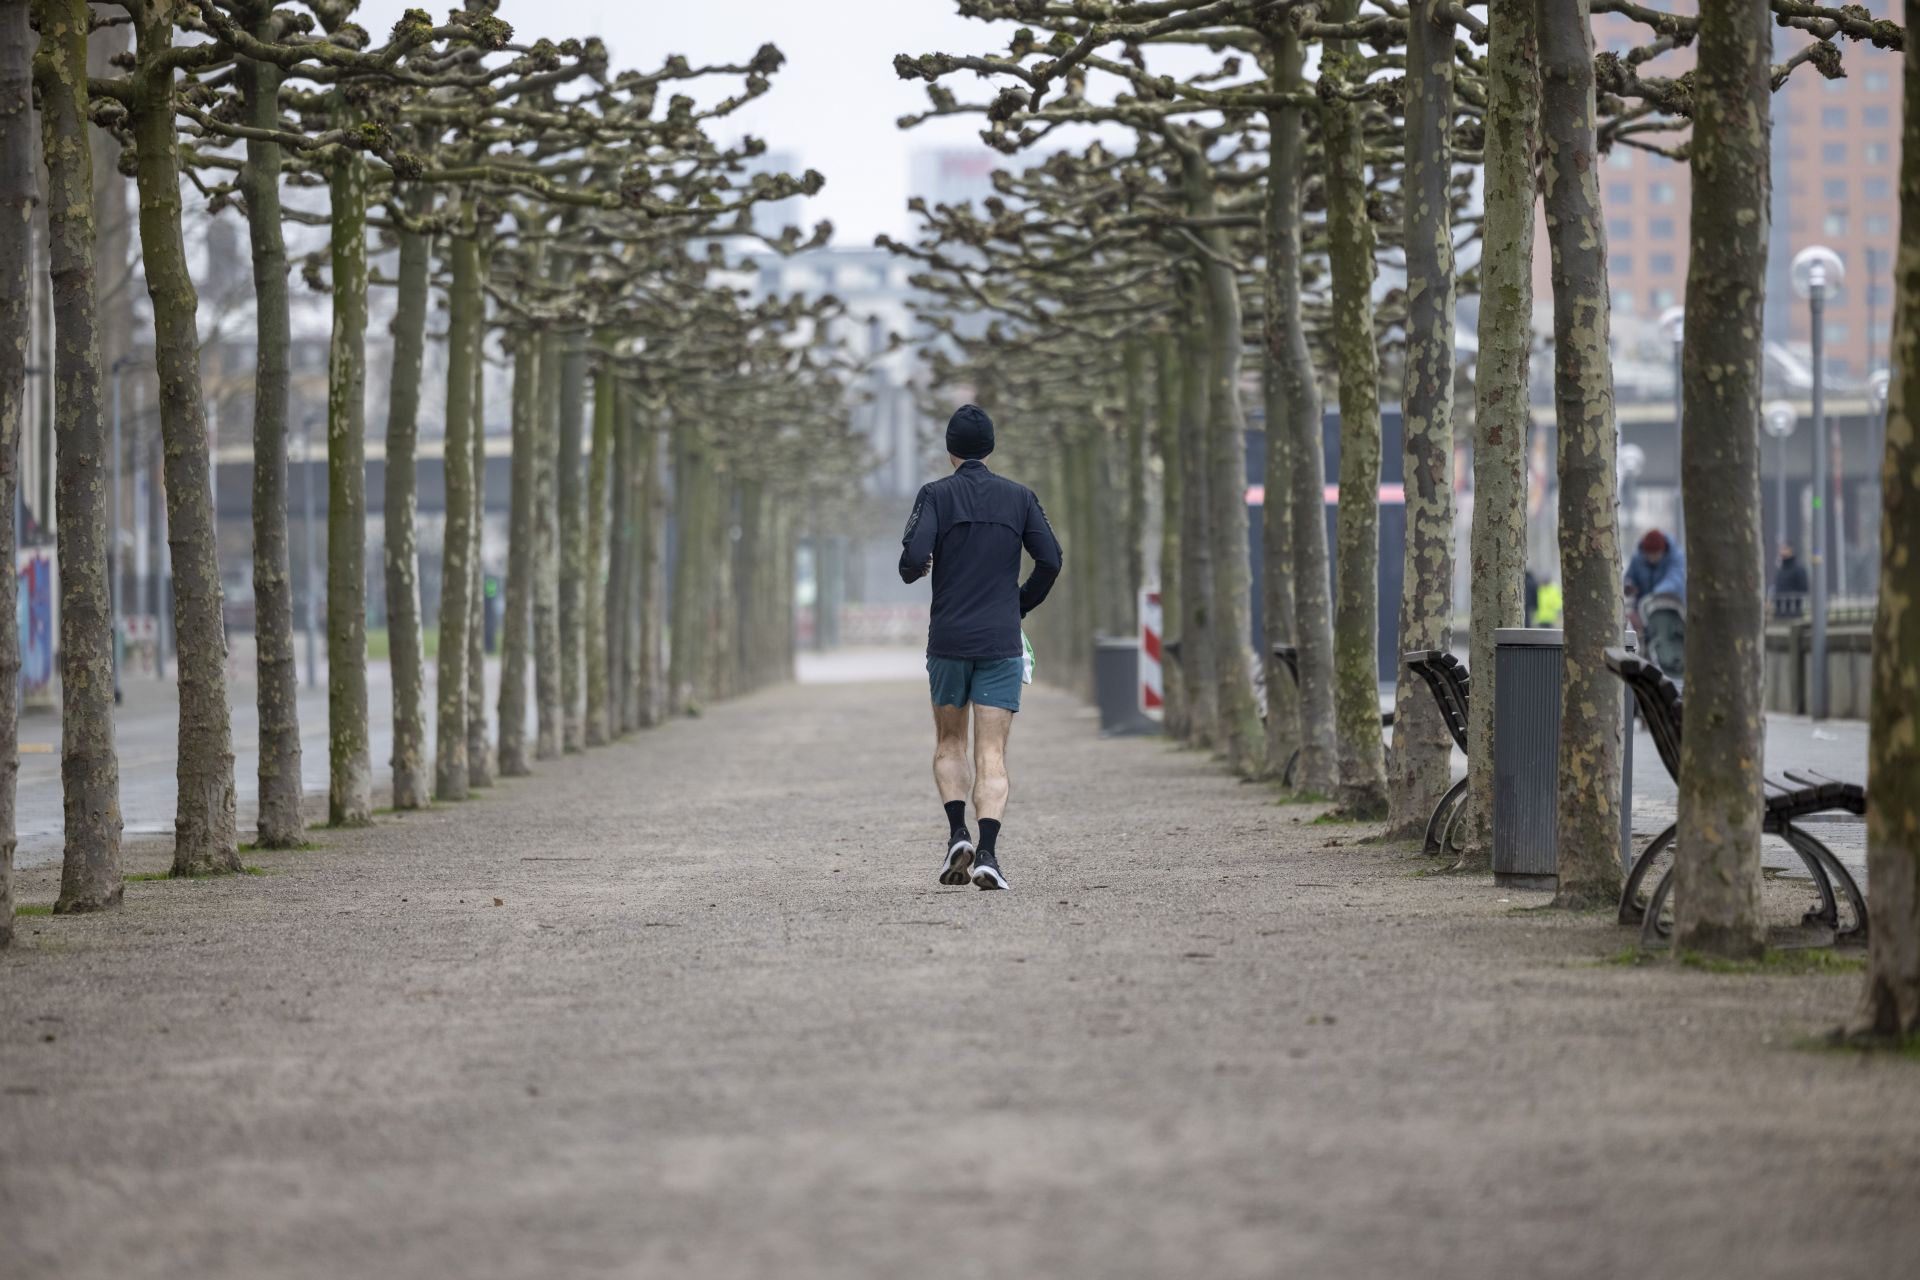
[1534,1,1902,380]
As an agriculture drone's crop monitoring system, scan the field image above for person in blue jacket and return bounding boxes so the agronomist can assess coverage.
[899,404,1063,891]
[1624,528,1686,673]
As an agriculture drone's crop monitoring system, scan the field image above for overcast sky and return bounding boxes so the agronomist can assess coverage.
[355,0,1033,246]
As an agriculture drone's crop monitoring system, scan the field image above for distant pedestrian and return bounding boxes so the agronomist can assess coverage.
[1773,543,1809,618]
[899,405,1063,891]
[1625,529,1686,674]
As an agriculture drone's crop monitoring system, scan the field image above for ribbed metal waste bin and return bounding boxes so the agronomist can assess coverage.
[1094,636,1160,736]
[1494,628,1563,890]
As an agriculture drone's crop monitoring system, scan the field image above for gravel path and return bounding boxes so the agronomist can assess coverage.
[2,677,1914,1279]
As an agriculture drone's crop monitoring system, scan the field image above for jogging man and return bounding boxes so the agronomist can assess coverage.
[899,405,1062,890]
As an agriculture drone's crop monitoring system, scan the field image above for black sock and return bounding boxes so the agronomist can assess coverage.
[977,819,1001,857]
[944,800,968,840]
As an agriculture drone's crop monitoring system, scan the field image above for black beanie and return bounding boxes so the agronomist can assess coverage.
[946,404,995,460]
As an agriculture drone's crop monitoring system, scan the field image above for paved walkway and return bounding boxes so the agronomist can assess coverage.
[2,668,1913,1278]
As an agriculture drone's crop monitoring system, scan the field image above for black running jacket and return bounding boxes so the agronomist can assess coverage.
[898,460,1063,660]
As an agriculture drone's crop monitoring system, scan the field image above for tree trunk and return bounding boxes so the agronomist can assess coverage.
[1154,333,1188,739]
[533,331,563,757]
[496,331,537,775]
[584,363,614,746]
[1263,43,1333,791]
[36,0,123,912]
[557,330,587,751]
[1669,0,1771,957]
[465,314,492,787]
[669,419,700,715]
[237,7,303,845]
[1321,10,1390,817]
[1260,360,1301,777]
[1538,0,1625,908]
[637,410,667,727]
[0,0,31,943]
[1848,0,1920,1039]
[1123,338,1146,617]
[605,378,632,733]
[1176,278,1219,747]
[382,198,431,811]
[433,235,477,800]
[325,120,372,827]
[1184,153,1265,778]
[1386,0,1459,841]
[1460,0,1539,866]
[130,9,240,876]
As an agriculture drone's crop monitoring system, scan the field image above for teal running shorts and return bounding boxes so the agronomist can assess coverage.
[927,655,1023,712]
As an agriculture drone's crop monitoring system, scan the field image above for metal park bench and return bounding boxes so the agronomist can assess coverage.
[1602,648,1868,947]
[1267,644,1394,789]
[1403,650,1471,857]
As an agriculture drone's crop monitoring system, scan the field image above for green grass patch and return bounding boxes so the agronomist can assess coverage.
[243,840,324,853]
[124,871,171,882]
[1274,789,1334,807]
[1602,945,1866,974]
[365,626,439,663]
[13,904,53,917]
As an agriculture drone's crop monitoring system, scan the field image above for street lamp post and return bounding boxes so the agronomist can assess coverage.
[1792,246,1844,720]
[1659,305,1686,547]
[1868,368,1890,594]
[301,413,319,690]
[110,355,139,703]
[1763,401,1798,561]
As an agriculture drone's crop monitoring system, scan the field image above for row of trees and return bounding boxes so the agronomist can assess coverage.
[885,0,1919,1039]
[0,1,859,946]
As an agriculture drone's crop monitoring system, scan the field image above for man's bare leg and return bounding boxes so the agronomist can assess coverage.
[971,705,1012,821]
[969,705,1014,888]
[933,703,974,883]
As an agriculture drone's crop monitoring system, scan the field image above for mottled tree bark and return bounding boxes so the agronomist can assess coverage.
[1461,0,1538,866]
[669,418,704,715]
[585,364,614,746]
[433,235,478,800]
[557,330,587,751]
[325,114,372,827]
[496,332,537,775]
[1848,0,1920,1039]
[605,379,632,733]
[382,198,431,811]
[636,410,667,727]
[1538,0,1625,908]
[1184,152,1265,778]
[1263,40,1332,790]
[1260,360,1301,777]
[1154,332,1188,739]
[1122,338,1147,615]
[1321,11,1390,818]
[36,0,123,912]
[1671,0,1771,958]
[1176,277,1219,747]
[130,6,241,875]
[0,0,32,943]
[533,330,563,757]
[465,317,492,788]
[238,3,303,846]
[1386,0,1459,841]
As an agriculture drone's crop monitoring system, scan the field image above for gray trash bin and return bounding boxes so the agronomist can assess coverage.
[1094,636,1160,736]
[1494,628,1563,890]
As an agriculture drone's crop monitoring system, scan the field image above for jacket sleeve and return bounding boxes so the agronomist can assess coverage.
[899,484,936,584]
[1017,491,1064,617]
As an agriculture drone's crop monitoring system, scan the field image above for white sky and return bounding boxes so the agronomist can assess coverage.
[355,0,1034,246]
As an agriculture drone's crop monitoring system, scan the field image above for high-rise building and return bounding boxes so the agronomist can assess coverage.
[1534,1,1900,379]
[910,147,1001,212]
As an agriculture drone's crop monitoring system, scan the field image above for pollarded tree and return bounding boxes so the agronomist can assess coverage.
[34,0,124,911]
[0,0,30,948]
[1849,0,1920,1040]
